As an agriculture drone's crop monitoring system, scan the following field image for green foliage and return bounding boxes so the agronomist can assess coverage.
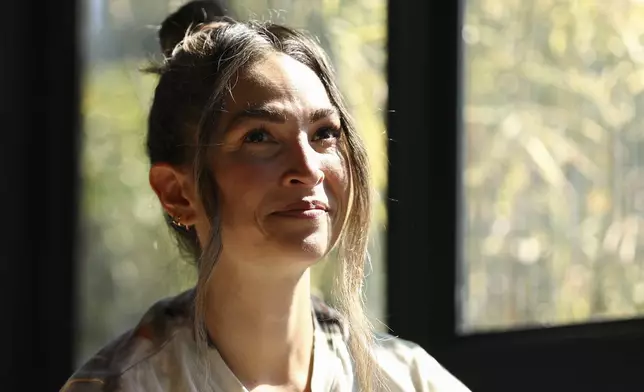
[462,0,644,332]
[78,60,197,363]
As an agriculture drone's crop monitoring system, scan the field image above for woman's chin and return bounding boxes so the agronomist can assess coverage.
[271,235,333,265]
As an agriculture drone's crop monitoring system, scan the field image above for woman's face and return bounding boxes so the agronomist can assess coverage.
[210,53,349,267]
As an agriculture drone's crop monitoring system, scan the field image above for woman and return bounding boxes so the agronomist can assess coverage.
[62,1,471,391]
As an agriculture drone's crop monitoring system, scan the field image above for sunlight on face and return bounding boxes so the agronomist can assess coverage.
[211,53,349,267]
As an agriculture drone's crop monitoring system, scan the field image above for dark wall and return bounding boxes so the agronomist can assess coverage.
[0,1,79,390]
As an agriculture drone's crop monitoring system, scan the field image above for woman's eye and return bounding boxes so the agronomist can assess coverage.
[312,126,342,141]
[243,128,272,143]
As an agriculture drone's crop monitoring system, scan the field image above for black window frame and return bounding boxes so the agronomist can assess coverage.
[386,0,644,391]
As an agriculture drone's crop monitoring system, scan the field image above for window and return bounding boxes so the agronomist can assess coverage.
[387,1,644,391]
[76,0,388,365]
[462,0,644,333]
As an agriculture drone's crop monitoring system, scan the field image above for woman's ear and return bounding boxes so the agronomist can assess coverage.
[149,163,199,226]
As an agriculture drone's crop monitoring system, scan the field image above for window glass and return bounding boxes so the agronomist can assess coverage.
[462,0,644,332]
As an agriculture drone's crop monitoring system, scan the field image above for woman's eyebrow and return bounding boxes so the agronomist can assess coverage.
[309,108,339,123]
[225,106,340,132]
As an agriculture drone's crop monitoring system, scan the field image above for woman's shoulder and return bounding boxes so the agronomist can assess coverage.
[311,299,470,391]
[60,290,195,392]
[373,333,471,392]
[311,297,470,391]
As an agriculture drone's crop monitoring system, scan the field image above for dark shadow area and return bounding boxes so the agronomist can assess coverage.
[0,1,79,390]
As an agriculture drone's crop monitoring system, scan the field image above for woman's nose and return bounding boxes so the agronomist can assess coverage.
[281,137,324,187]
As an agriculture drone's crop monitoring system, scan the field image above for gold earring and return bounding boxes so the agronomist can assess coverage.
[171,215,190,230]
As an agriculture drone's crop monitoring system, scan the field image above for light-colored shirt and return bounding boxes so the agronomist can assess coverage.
[61,290,471,391]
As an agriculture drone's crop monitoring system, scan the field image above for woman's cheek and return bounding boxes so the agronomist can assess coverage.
[322,154,349,208]
[330,152,350,192]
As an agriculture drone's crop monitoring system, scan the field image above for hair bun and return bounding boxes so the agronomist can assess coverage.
[159,0,228,57]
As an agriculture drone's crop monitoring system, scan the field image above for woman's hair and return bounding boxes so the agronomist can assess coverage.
[145,1,379,389]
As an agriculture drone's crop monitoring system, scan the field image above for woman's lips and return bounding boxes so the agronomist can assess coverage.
[272,208,327,219]
[272,200,330,219]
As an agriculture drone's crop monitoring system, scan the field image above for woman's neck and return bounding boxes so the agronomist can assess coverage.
[204,260,315,391]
